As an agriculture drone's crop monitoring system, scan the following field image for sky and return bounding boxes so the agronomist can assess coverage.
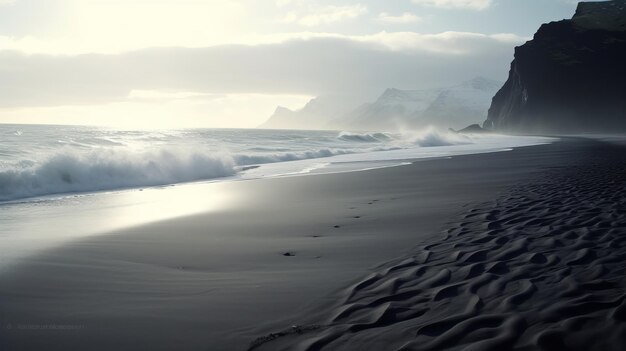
[0,0,589,128]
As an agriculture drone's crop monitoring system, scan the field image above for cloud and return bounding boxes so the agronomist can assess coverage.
[411,0,493,10]
[0,30,524,127]
[0,31,524,110]
[364,31,527,53]
[281,4,368,27]
[275,0,292,7]
[377,12,421,24]
[127,90,216,101]
[0,92,311,128]
[0,0,250,55]
[0,30,527,56]
[259,31,528,53]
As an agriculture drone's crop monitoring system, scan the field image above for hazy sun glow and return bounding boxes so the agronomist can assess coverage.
[0,0,251,55]
[0,0,581,128]
[0,92,312,129]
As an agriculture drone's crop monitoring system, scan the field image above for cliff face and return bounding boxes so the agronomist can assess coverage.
[484,0,626,133]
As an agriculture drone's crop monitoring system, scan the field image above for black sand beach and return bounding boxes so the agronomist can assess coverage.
[253,138,626,351]
[1,137,625,351]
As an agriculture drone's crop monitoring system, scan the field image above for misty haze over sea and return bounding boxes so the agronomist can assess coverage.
[0,124,550,203]
[2,1,626,350]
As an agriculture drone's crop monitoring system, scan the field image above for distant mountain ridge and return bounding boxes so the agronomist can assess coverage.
[335,88,441,131]
[484,0,626,132]
[258,95,360,130]
[415,77,502,130]
[260,77,502,131]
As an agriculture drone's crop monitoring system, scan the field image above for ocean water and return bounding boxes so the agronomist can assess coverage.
[0,124,557,268]
[0,124,554,203]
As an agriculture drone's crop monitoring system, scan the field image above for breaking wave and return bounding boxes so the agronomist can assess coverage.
[0,148,237,202]
[337,128,471,147]
[0,146,387,202]
[408,127,472,147]
[0,127,476,202]
[337,131,394,143]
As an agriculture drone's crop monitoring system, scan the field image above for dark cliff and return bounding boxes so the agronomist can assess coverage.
[484,0,626,133]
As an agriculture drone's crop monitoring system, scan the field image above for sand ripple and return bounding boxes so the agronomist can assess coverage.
[250,144,626,351]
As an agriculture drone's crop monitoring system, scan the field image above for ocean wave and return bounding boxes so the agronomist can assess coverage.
[233,148,353,165]
[337,128,471,147]
[0,146,379,202]
[0,127,476,202]
[408,127,472,147]
[0,147,238,202]
[337,131,394,143]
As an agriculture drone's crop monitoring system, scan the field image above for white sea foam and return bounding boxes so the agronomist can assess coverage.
[337,128,472,147]
[337,131,393,143]
[0,147,237,202]
[0,125,554,202]
[407,127,472,147]
[0,145,393,201]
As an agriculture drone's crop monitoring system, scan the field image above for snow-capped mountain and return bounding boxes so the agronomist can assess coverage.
[416,77,503,130]
[333,88,441,131]
[334,77,502,131]
[258,77,502,131]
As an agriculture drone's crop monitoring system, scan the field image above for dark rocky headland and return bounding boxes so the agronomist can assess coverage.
[485,0,626,133]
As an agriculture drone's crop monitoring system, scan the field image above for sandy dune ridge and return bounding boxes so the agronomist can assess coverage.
[251,141,626,351]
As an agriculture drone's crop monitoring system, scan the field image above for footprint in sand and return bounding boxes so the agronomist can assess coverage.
[252,148,626,350]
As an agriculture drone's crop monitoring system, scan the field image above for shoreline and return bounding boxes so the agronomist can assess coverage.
[0,137,619,351]
[251,137,626,351]
[0,131,553,205]
[0,136,554,269]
